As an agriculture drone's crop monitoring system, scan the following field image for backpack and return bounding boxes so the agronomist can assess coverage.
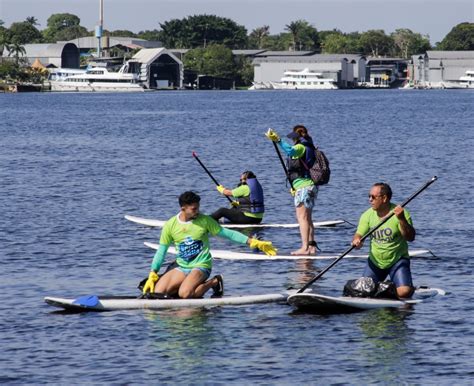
[301,146,331,186]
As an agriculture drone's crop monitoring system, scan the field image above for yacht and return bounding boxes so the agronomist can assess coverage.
[270,68,338,90]
[459,70,474,88]
[50,64,144,92]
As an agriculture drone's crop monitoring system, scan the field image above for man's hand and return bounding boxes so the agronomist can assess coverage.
[142,271,159,294]
[249,238,277,256]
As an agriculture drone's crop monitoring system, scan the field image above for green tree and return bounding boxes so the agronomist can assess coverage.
[42,13,85,42]
[109,29,137,37]
[26,16,39,26]
[7,21,43,44]
[158,14,248,49]
[6,42,26,65]
[391,28,431,58]
[322,32,351,53]
[137,29,161,41]
[285,20,319,51]
[248,25,270,49]
[184,44,237,78]
[359,29,393,57]
[436,22,474,50]
[234,55,254,86]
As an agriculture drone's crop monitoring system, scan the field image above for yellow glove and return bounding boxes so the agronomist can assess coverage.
[290,188,296,196]
[249,238,278,256]
[143,271,159,294]
[216,185,225,194]
[265,128,280,142]
[231,200,240,207]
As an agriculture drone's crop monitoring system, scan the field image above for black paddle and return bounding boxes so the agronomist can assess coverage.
[192,151,233,204]
[297,176,438,293]
[271,141,295,191]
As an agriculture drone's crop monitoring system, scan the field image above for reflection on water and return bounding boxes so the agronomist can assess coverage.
[144,308,216,372]
[357,308,413,383]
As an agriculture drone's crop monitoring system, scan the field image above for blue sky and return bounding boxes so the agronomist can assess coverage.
[1,0,473,44]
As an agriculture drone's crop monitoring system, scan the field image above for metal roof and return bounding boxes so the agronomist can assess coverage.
[254,53,365,64]
[426,51,474,60]
[131,47,182,65]
[255,50,316,57]
[18,43,77,58]
[62,36,162,49]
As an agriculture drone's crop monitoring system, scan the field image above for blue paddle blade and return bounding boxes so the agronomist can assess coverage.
[73,295,99,307]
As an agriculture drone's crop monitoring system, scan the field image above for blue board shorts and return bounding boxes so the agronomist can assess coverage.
[294,185,318,209]
[175,266,211,280]
[363,258,413,288]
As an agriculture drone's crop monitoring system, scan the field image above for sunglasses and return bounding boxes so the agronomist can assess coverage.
[368,194,384,200]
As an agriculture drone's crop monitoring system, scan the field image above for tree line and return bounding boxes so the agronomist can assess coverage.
[0,13,473,85]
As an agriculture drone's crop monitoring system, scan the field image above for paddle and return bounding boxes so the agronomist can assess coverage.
[271,141,295,191]
[297,176,438,293]
[192,151,233,204]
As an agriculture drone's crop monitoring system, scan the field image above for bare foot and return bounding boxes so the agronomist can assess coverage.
[291,248,311,255]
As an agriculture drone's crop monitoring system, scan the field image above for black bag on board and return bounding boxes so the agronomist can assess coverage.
[343,277,399,300]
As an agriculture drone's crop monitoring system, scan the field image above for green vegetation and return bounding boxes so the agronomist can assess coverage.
[0,13,472,87]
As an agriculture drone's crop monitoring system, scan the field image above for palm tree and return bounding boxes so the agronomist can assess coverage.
[7,42,26,65]
[251,25,270,49]
[26,16,40,26]
[285,20,306,51]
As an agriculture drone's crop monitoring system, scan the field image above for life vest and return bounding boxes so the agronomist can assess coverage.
[238,178,265,214]
[287,138,316,183]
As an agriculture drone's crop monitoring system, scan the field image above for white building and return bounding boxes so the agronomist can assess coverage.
[410,51,474,88]
[252,52,367,88]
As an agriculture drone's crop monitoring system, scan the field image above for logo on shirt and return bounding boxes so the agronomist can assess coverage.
[178,237,203,262]
[371,227,394,244]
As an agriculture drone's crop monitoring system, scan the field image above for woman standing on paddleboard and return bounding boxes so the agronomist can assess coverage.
[266,125,318,255]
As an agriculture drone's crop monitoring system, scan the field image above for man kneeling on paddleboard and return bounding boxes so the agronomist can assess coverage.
[352,183,416,298]
[142,191,277,298]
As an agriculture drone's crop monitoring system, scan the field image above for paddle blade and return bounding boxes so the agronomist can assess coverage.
[72,295,99,307]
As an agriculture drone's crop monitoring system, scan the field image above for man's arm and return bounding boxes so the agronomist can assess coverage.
[394,206,416,241]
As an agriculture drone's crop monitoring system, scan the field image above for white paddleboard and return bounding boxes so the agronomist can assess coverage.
[125,214,347,229]
[44,293,288,312]
[144,242,435,261]
[287,287,445,312]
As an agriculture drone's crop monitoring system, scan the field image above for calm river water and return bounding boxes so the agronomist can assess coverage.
[1,89,473,384]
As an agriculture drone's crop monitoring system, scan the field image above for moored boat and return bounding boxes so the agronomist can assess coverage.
[270,68,338,90]
[50,63,144,92]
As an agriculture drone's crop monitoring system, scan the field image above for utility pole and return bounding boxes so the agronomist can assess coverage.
[95,0,104,57]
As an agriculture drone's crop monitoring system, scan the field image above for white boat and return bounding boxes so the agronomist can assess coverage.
[50,63,144,92]
[270,68,338,90]
[459,70,474,88]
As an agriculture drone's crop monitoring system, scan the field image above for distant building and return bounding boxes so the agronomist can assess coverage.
[365,57,409,88]
[2,43,80,68]
[410,51,474,88]
[63,36,162,57]
[127,48,183,89]
[252,52,367,88]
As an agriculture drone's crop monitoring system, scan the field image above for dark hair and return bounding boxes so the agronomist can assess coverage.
[179,191,201,206]
[242,170,256,179]
[373,183,392,200]
[292,124,313,143]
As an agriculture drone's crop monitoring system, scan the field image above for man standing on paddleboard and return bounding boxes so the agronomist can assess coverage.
[211,170,265,225]
[142,191,277,298]
[352,183,416,298]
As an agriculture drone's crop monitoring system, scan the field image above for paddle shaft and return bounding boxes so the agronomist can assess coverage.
[272,141,295,190]
[192,152,233,203]
[297,176,438,293]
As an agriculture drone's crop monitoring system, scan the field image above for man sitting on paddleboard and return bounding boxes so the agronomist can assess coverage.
[352,183,416,298]
[143,191,276,298]
[210,170,265,225]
